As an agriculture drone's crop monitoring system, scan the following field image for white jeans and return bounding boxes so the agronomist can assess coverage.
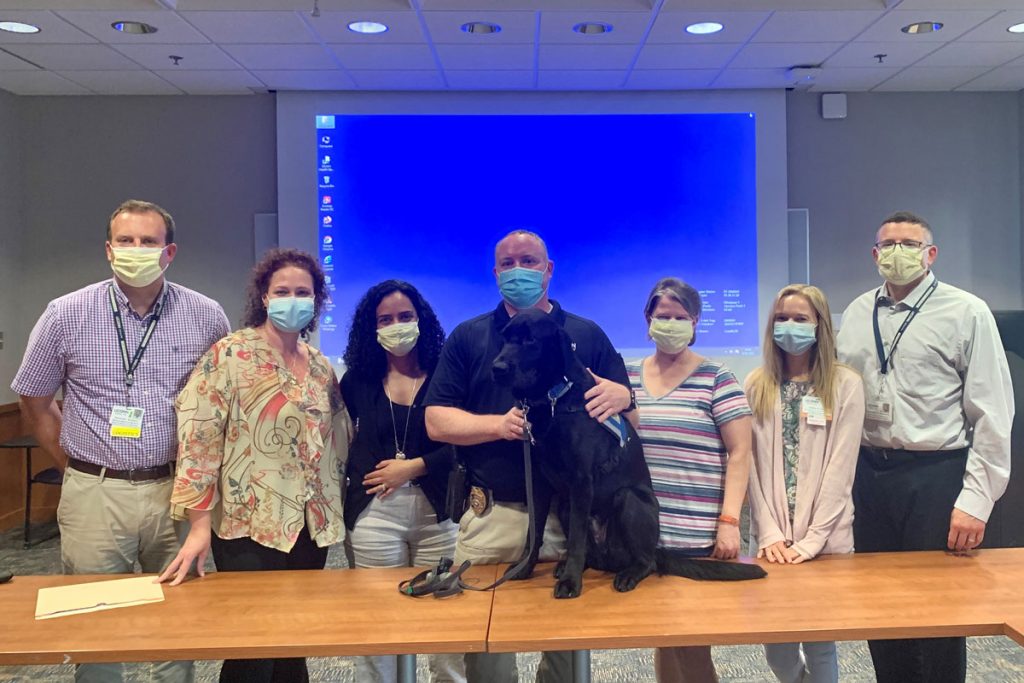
[764,642,838,683]
[347,486,463,683]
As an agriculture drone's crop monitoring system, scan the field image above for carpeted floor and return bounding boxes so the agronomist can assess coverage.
[2,520,1023,682]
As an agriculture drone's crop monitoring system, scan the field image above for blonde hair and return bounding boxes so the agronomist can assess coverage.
[748,284,845,421]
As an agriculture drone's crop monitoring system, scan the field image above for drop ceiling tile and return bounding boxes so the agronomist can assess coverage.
[808,66,900,91]
[539,11,651,45]
[179,11,315,44]
[955,64,1024,90]
[634,43,739,70]
[958,10,1024,42]
[751,10,883,43]
[436,43,533,70]
[0,10,96,44]
[537,69,625,89]
[153,69,264,94]
[857,10,1001,43]
[224,44,336,70]
[5,43,142,70]
[330,43,435,70]
[445,69,534,89]
[113,43,240,70]
[422,11,536,44]
[0,48,37,70]
[349,69,444,89]
[539,43,637,70]
[626,68,717,89]
[57,69,181,95]
[731,42,841,69]
[896,0,1022,9]
[713,67,791,89]
[872,65,991,91]
[251,69,356,90]
[826,41,937,68]
[915,41,1024,67]
[307,11,425,44]
[0,69,91,95]
[646,11,769,44]
[56,10,209,44]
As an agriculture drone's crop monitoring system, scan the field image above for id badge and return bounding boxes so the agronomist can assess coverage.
[865,386,894,424]
[110,406,145,438]
[801,396,827,427]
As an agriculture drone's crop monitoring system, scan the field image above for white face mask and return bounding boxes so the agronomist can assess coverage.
[377,321,420,357]
[648,318,694,354]
[876,244,928,286]
[110,246,167,288]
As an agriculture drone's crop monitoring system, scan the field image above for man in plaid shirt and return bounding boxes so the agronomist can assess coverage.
[12,199,229,683]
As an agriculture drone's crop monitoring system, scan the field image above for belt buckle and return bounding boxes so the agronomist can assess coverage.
[127,467,144,485]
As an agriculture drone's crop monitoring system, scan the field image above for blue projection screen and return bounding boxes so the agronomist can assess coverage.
[314,113,758,362]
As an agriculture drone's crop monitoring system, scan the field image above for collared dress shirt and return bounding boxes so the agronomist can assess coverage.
[12,279,230,469]
[837,271,1014,521]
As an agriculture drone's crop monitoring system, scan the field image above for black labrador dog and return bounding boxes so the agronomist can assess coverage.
[492,309,766,599]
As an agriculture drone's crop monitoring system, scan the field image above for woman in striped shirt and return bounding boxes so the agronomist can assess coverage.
[627,277,753,683]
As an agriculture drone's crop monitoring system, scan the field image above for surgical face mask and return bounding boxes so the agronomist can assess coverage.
[267,296,315,333]
[377,321,420,357]
[110,246,166,288]
[773,321,817,356]
[649,318,694,354]
[498,267,546,309]
[876,245,928,286]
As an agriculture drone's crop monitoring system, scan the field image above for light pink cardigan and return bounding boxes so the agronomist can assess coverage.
[745,366,865,560]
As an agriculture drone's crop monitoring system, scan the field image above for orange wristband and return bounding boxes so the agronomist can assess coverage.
[717,514,739,527]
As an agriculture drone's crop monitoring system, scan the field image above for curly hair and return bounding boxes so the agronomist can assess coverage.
[242,248,328,336]
[343,280,445,381]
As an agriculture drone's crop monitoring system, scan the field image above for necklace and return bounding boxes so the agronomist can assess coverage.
[384,375,422,460]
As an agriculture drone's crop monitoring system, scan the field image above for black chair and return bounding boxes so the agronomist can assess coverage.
[0,435,61,548]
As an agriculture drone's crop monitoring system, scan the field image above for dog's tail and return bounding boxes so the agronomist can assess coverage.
[655,549,767,581]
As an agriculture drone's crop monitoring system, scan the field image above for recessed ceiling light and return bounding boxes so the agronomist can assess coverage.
[686,21,724,35]
[347,20,388,34]
[1008,22,1024,34]
[573,22,612,35]
[0,21,40,34]
[901,21,942,35]
[112,20,158,34]
[461,21,501,34]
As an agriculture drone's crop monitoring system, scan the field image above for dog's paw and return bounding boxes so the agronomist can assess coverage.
[612,571,642,593]
[505,561,537,581]
[554,576,582,599]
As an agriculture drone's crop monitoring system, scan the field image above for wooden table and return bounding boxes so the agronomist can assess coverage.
[488,550,1024,681]
[0,565,499,683]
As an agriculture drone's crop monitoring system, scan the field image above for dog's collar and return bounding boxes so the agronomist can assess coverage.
[547,378,573,412]
[545,377,628,450]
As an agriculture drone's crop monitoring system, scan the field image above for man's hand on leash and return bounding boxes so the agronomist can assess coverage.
[496,406,526,441]
[948,507,985,554]
[584,369,632,423]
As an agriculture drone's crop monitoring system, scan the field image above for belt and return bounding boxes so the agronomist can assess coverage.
[68,457,175,483]
[860,446,968,466]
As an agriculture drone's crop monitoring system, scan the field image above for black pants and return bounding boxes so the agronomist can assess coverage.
[211,525,329,683]
[853,446,969,683]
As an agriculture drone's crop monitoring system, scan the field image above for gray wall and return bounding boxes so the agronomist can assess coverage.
[788,91,1023,314]
[0,90,24,404]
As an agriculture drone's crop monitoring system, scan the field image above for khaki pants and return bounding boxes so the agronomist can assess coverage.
[455,501,575,683]
[58,466,194,683]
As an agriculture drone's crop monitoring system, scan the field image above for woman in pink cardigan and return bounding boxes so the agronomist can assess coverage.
[745,284,865,683]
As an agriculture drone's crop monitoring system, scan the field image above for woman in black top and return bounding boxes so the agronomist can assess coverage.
[341,280,463,683]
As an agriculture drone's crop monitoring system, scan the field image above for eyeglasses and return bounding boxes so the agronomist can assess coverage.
[874,239,930,250]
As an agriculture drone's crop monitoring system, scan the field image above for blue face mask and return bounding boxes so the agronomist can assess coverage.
[498,267,546,310]
[773,321,817,355]
[267,297,315,333]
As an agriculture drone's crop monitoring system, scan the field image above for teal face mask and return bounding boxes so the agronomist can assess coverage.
[498,267,545,309]
[267,296,315,333]
[773,321,817,355]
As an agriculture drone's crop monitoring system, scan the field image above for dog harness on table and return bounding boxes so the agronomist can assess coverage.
[547,379,629,449]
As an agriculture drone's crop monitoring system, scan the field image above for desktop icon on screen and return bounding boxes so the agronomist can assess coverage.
[323,255,333,265]
[320,135,331,145]
[321,155,331,166]
[322,215,332,226]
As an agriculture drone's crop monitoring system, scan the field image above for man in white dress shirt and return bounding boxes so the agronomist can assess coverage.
[837,210,1014,683]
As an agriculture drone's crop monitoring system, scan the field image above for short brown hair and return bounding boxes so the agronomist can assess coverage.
[107,199,175,245]
[644,277,702,347]
[881,210,932,242]
[242,248,328,336]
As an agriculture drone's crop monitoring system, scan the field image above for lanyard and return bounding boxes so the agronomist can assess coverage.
[872,278,938,375]
[108,283,165,388]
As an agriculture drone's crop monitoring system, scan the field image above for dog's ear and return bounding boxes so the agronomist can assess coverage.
[557,326,588,385]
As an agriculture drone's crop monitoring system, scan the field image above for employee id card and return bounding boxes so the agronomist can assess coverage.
[800,396,828,426]
[109,406,145,438]
[865,384,894,424]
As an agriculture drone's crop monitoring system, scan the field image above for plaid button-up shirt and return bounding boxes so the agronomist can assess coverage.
[12,279,230,469]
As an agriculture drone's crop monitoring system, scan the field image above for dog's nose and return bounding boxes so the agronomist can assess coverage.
[492,360,511,382]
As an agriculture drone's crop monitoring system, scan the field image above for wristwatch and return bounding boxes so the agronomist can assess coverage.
[625,387,637,412]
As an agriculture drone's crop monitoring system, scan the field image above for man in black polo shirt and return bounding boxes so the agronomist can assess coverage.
[425,230,633,683]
